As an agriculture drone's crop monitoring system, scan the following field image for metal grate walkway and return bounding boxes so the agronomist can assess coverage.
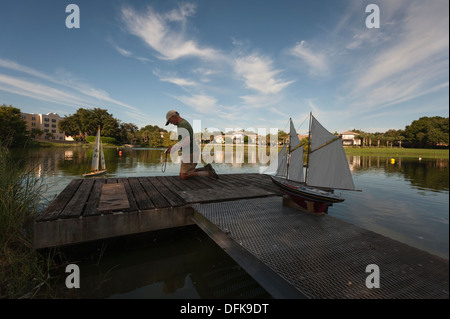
[192,196,449,299]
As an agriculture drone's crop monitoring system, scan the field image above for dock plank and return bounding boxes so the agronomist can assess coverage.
[128,177,155,210]
[177,185,276,204]
[155,176,184,192]
[138,177,170,208]
[117,178,139,212]
[83,178,106,217]
[166,175,194,190]
[59,179,95,219]
[98,183,130,212]
[36,179,83,221]
[151,177,186,207]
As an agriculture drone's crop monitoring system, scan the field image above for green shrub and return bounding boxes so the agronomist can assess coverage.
[85,136,118,145]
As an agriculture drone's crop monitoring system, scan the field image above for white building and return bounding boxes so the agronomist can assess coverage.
[340,131,361,146]
[21,112,66,141]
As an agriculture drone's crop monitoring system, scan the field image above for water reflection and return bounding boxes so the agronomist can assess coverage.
[12,148,449,264]
[347,155,449,192]
[51,227,271,299]
[331,155,449,259]
[16,148,449,193]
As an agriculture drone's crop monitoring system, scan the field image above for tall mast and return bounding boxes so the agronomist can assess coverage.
[285,118,291,180]
[304,112,312,185]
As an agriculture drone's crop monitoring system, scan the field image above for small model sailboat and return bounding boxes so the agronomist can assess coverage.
[83,126,107,177]
[267,113,357,213]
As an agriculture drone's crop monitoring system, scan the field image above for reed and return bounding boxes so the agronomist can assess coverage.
[0,142,52,298]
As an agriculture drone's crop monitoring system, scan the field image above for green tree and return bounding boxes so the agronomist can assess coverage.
[404,116,449,148]
[58,107,120,139]
[119,123,138,144]
[0,105,28,147]
[148,131,163,147]
[278,130,289,145]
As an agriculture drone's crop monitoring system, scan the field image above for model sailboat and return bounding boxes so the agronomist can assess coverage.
[83,126,107,177]
[267,113,357,213]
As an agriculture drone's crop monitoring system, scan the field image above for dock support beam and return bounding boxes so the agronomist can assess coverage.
[34,207,194,249]
[191,210,309,299]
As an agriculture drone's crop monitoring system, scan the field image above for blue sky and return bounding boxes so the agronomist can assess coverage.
[0,0,448,135]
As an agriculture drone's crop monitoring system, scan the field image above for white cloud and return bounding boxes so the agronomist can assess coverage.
[0,59,141,114]
[343,0,449,115]
[234,54,294,95]
[153,69,197,88]
[0,73,89,108]
[161,77,196,87]
[175,94,217,113]
[121,4,220,61]
[290,41,329,76]
[114,45,132,57]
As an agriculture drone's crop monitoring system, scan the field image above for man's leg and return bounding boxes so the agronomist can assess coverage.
[179,162,218,180]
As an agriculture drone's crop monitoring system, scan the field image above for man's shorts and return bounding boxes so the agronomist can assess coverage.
[180,154,197,174]
[180,161,197,174]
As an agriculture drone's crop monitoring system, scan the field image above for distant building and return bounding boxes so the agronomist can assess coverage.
[340,131,361,146]
[20,112,66,141]
[213,132,258,144]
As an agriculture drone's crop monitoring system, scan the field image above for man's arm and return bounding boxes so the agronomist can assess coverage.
[168,135,190,154]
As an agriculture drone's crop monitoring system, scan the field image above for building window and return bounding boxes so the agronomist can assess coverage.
[31,122,36,127]
[52,124,56,128]
[32,116,36,120]
[44,124,49,127]
[52,130,56,133]
[44,118,49,122]
[44,129,49,132]
[52,119,56,122]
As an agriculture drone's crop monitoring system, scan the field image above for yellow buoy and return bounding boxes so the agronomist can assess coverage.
[390,158,395,164]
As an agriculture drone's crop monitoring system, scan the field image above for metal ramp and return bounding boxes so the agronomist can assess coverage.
[191,196,449,299]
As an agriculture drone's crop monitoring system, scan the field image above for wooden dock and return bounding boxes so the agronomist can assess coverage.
[34,174,280,249]
[34,173,449,299]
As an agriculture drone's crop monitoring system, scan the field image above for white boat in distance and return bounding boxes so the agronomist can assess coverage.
[267,113,358,213]
[83,126,107,177]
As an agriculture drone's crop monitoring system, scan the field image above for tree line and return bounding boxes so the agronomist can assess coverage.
[350,116,449,148]
[1,104,448,149]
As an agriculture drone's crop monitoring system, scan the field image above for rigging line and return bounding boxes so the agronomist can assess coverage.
[161,149,169,173]
[290,141,306,152]
[310,136,340,154]
[281,118,290,134]
[295,113,310,134]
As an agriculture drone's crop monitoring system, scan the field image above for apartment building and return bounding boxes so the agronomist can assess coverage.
[340,131,361,146]
[20,112,66,141]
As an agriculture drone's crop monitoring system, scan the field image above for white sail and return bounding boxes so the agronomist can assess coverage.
[275,144,288,177]
[307,115,355,190]
[91,127,101,171]
[100,140,106,170]
[287,119,304,182]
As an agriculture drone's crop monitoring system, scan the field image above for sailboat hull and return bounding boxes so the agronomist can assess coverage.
[271,176,344,213]
[83,169,107,177]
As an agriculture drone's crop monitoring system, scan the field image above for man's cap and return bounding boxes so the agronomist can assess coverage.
[165,110,178,126]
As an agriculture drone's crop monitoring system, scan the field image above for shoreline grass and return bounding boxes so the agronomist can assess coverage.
[343,147,449,159]
[0,142,54,298]
[28,140,449,159]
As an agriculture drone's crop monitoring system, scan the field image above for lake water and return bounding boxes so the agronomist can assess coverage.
[15,147,449,298]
